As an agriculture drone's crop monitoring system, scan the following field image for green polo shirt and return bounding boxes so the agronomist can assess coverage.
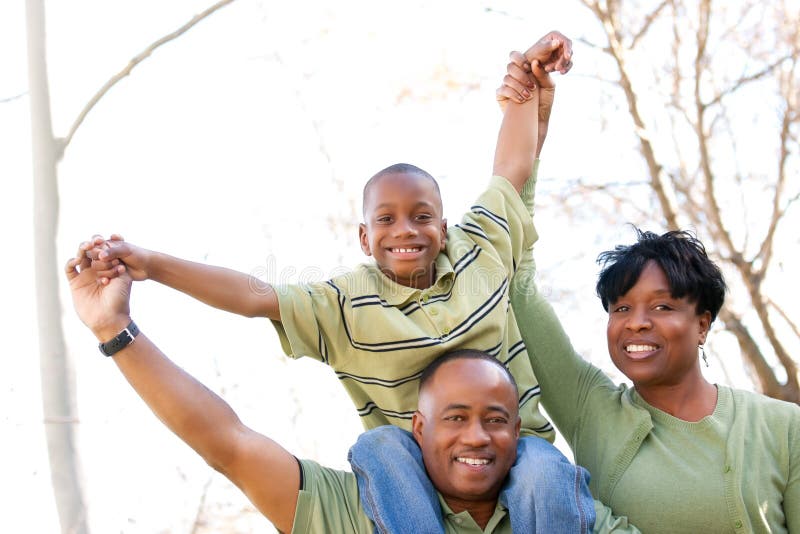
[271,172,553,440]
[291,459,511,534]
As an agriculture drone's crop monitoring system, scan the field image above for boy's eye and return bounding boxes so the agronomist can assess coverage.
[416,214,433,221]
[654,304,673,311]
[376,216,392,223]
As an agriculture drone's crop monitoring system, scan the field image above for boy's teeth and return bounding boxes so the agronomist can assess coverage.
[626,344,657,352]
[456,457,490,466]
[393,247,420,253]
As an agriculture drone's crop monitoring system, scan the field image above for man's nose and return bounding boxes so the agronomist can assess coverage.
[460,420,491,446]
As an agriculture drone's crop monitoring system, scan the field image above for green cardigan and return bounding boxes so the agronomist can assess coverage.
[510,262,800,532]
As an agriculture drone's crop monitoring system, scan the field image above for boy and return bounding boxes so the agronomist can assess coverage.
[86,32,586,532]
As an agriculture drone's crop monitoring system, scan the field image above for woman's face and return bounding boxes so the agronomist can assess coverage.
[606,261,711,388]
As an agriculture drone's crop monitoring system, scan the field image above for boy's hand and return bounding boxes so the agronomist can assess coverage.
[526,31,573,74]
[81,234,153,285]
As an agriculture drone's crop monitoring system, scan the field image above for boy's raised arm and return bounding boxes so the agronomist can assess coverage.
[65,249,298,532]
[493,32,572,192]
[84,235,281,321]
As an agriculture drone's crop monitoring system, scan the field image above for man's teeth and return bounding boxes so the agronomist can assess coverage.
[626,344,657,352]
[456,457,490,466]
[392,247,420,253]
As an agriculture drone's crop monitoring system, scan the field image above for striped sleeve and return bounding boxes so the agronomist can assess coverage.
[271,281,348,366]
[458,175,536,275]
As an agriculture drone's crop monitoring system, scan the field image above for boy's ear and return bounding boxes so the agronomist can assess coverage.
[439,218,447,251]
[358,223,372,256]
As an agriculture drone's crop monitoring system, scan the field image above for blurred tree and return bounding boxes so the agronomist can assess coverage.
[567,0,799,401]
[25,1,236,532]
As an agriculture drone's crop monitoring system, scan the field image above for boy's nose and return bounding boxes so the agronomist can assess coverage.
[393,219,418,237]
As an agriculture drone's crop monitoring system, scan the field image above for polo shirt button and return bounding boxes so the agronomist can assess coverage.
[422,294,430,303]
[430,308,438,316]
[724,465,731,473]
[442,326,450,335]
[454,517,463,525]
[734,520,743,529]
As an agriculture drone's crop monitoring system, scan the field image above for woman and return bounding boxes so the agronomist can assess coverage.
[509,227,800,532]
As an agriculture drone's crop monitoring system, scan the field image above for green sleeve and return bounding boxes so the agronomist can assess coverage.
[592,499,641,533]
[786,413,800,531]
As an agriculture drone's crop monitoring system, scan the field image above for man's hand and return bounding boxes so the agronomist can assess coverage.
[66,244,133,341]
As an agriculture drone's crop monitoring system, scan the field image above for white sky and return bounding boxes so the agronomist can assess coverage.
[2,1,795,532]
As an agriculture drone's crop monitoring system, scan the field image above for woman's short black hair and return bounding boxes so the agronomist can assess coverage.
[595,228,726,321]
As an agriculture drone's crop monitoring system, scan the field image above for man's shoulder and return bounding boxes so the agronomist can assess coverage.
[293,459,374,534]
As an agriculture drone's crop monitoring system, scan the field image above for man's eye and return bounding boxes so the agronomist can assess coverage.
[487,417,507,424]
[445,415,464,422]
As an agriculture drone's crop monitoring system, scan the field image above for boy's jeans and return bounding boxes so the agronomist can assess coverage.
[348,425,595,534]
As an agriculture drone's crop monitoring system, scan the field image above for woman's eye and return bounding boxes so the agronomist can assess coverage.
[613,305,629,313]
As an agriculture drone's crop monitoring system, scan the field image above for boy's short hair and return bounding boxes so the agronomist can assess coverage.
[595,227,727,321]
[419,349,518,395]
[362,163,441,215]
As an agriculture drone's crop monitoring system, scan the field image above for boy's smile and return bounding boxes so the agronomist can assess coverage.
[359,170,447,289]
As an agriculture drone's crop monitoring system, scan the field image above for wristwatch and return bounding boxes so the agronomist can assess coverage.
[98,321,140,357]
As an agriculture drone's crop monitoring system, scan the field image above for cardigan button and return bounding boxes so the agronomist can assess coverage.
[734,520,743,529]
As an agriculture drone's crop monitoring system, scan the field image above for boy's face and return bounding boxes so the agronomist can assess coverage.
[359,171,447,289]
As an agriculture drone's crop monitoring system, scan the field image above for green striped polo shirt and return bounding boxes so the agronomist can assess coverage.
[272,172,554,440]
[291,459,512,533]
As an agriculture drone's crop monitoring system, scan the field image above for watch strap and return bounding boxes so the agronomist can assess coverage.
[99,321,140,357]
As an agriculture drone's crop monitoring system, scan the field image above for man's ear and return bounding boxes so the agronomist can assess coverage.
[359,223,372,256]
[411,411,424,446]
[439,218,447,251]
[514,416,522,439]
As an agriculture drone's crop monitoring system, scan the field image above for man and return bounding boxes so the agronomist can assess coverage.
[66,247,637,533]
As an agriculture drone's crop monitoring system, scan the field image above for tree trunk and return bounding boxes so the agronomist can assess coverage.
[25,0,89,532]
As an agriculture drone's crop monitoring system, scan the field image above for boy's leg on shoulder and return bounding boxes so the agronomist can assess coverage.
[501,435,596,534]
[348,425,445,534]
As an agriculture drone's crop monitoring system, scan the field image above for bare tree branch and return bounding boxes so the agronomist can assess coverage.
[1,91,28,103]
[60,0,237,157]
[629,0,670,49]
[705,54,794,109]
[768,298,800,341]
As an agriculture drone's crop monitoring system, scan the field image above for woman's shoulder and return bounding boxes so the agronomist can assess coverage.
[724,385,800,422]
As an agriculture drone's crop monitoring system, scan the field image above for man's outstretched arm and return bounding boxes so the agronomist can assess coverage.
[65,249,298,532]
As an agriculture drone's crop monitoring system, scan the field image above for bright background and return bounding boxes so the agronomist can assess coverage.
[1,1,767,532]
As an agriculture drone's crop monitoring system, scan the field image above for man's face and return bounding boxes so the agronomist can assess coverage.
[359,172,447,289]
[412,359,521,512]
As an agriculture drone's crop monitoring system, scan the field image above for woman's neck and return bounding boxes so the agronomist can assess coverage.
[635,377,718,422]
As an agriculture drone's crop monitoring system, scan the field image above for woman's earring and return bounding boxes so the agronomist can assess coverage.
[699,344,709,367]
